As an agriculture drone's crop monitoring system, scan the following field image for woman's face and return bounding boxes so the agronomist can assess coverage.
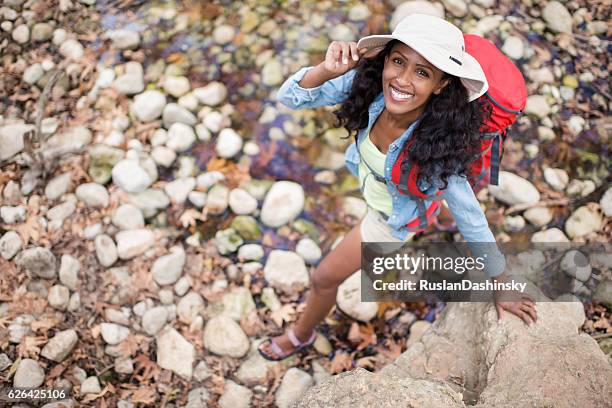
[382,43,449,120]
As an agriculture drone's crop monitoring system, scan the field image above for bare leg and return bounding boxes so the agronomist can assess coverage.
[259,221,363,358]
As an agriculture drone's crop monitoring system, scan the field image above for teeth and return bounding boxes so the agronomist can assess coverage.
[390,86,412,100]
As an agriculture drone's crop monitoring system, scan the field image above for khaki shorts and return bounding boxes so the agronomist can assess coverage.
[360,207,415,244]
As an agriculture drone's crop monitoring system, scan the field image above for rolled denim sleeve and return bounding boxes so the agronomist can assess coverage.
[443,175,506,277]
[275,66,357,110]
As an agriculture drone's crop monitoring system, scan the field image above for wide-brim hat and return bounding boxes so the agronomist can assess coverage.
[356,14,488,102]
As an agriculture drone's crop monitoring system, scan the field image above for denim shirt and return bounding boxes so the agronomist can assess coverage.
[276,66,505,277]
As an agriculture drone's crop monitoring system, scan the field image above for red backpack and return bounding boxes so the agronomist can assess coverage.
[387,34,527,233]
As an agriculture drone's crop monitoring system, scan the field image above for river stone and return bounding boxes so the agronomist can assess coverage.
[442,0,467,17]
[260,181,305,227]
[16,247,57,279]
[166,123,196,152]
[48,285,70,310]
[156,327,195,379]
[128,189,170,218]
[193,82,227,106]
[45,172,72,201]
[215,228,244,255]
[229,188,258,215]
[203,316,250,358]
[488,171,540,206]
[151,246,186,285]
[88,144,125,184]
[237,244,264,261]
[164,177,195,204]
[0,123,32,161]
[31,22,53,42]
[162,103,197,127]
[0,205,25,224]
[108,29,140,50]
[81,376,102,394]
[116,229,155,259]
[221,287,256,321]
[140,306,167,336]
[112,204,144,230]
[219,380,253,408]
[13,359,45,388]
[95,234,118,267]
[264,250,309,295]
[262,59,283,86]
[206,184,229,215]
[501,36,524,59]
[231,216,262,241]
[524,206,553,227]
[188,191,207,208]
[0,231,22,260]
[23,63,44,84]
[112,159,153,193]
[132,90,166,122]
[41,329,78,362]
[100,322,130,345]
[391,0,444,30]
[531,228,570,243]
[561,250,591,282]
[177,291,204,323]
[44,126,92,159]
[213,24,235,45]
[113,62,144,95]
[216,128,243,158]
[75,183,109,207]
[343,196,368,219]
[593,281,612,308]
[163,76,190,98]
[275,368,314,408]
[296,238,322,265]
[525,95,551,118]
[58,254,79,291]
[542,1,573,33]
[543,167,569,191]
[59,39,84,60]
[600,187,612,217]
[337,271,378,322]
[565,205,603,239]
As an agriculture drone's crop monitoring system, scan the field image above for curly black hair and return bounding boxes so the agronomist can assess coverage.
[334,39,490,190]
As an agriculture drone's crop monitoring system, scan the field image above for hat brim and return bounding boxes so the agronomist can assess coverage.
[357,35,488,102]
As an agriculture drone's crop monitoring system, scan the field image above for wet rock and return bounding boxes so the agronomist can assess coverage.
[215,228,244,255]
[524,206,553,227]
[0,122,31,161]
[58,255,79,291]
[221,287,256,321]
[81,376,102,394]
[264,250,309,295]
[107,29,140,50]
[296,238,322,264]
[203,316,250,358]
[100,322,130,345]
[525,95,550,118]
[337,271,378,322]
[116,229,155,259]
[0,231,22,260]
[565,205,603,239]
[206,184,229,215]
[59,39,84,60]
[231,215,262,241]
[131,90,166,122]
[543,167,569,191]
[45,172,72,201]
[276,368,314,408]
[228,188,258,215]
[391,1,444,29]
[531,228,570,243]
[13,359,44,388]
[194,82,227,106]
[216,128,243,158]
[177,291,204,323]
[48,285,70,310]
[162,103,197,127]
[112,204,144,230]
[1,205,25,224]
[488,171,540,206]
[219,380,253,408]
[151,246,185,285]
[542,1,572,34]
[16,247,56,279]
[600,187,612,217]
[75,183,109,207]
[140,306,167,336]
[260,181,305,227]
[166,122,196,152]
[41,329,78,362]
[95,234,118,267]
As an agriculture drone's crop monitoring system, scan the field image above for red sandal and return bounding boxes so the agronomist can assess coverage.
[257,328,316,361]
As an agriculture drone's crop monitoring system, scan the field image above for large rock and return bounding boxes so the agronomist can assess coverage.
[264,250,310,295]
[203,316,250,358]
[260,181,305,227]
[488,171,540,206]
[298,301,612,407]
[276,368,314,408]
[156,327,195,379]
[41,329,78,362]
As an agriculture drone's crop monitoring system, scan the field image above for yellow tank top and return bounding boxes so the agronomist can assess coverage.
[358,132,393,216]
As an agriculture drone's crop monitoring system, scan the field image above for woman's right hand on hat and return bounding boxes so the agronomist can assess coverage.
[323,41,367,76]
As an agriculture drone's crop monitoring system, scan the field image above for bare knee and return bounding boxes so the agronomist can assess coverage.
[310,265,340,294]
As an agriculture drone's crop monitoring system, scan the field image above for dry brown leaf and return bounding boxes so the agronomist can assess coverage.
[347,322,377,351]
[131,386,157,405]
[270,304,296,327]
[330,351,353,374]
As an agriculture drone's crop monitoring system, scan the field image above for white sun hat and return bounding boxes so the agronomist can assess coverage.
[356,13,488,102]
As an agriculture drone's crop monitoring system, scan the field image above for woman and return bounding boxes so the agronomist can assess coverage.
[258,14,537,361]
